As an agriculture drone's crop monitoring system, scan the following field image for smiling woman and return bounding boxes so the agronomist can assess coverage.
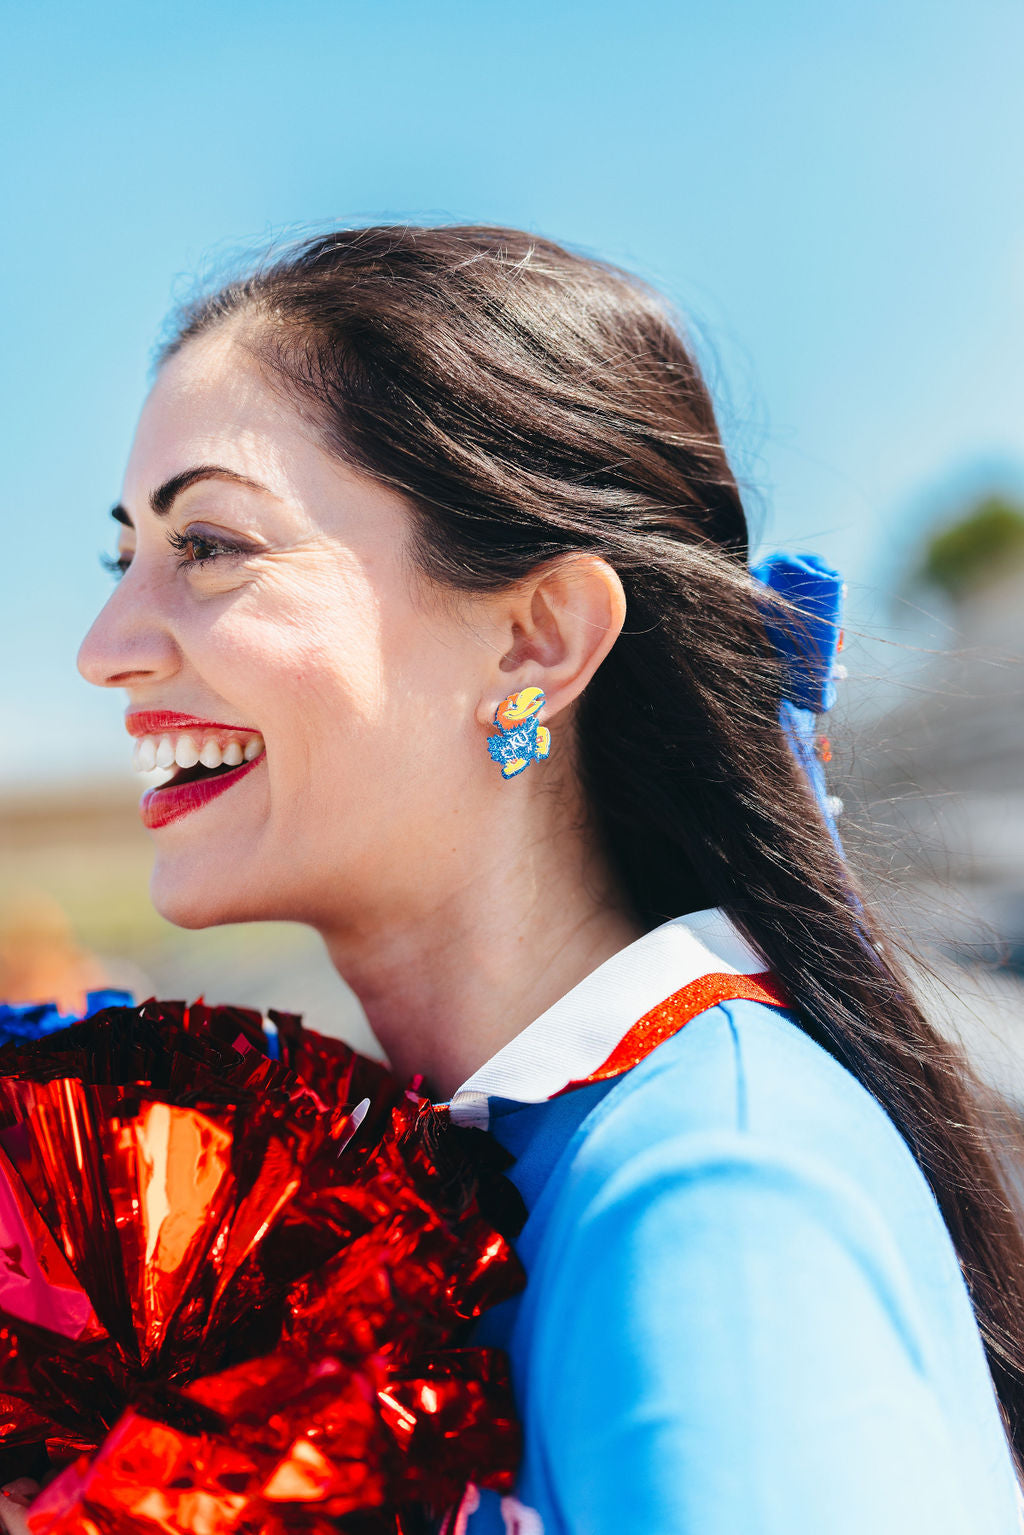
[62,224,1024,1533]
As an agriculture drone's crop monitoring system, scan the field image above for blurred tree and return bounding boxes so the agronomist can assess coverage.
[915,495,1024,602]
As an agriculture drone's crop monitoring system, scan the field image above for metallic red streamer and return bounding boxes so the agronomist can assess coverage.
[0,1000,523,1532]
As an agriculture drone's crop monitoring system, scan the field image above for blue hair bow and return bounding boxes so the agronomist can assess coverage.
[750,551,846,850]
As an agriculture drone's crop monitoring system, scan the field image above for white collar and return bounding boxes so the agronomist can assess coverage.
[447,907,767,1129]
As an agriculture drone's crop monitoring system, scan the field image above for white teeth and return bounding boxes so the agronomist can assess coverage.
[174,734,201,769]
[136,736,158,772]
[130,730,264,775]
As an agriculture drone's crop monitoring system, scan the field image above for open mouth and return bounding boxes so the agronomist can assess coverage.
[132,728,266,829]
[160,758,250,788]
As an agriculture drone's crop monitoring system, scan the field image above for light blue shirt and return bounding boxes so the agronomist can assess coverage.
[461,992,1023,1533]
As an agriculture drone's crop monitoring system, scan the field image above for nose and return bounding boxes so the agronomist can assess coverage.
[76,579,181,690]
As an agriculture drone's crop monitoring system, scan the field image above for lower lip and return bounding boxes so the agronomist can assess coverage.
[139,754,265,830]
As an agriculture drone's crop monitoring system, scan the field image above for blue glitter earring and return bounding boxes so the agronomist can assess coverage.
[485,687,551,778]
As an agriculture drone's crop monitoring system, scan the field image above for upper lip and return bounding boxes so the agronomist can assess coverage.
[125,710,260,738]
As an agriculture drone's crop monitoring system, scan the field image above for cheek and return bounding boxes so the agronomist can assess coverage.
[194,585,384,729]
[184,576,471,818]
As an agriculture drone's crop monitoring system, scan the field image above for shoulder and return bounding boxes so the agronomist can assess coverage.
[564,997,945,1238]
[536,999,975,1380]
[518,1002,1020,1531]
[579,993,897,1144]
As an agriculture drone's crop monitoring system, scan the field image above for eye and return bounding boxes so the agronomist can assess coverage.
[99,549,132,581]
[98,530,250,582]
[166,527,246,571]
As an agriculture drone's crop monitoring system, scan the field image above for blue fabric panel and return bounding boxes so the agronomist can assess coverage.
[466,1000,1022,1534]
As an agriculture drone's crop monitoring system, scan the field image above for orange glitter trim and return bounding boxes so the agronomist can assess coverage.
[553,971,789,1096]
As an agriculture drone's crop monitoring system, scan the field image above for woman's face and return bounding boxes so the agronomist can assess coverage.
[78,327,505,935]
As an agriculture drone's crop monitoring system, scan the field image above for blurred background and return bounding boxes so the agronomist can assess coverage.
[2,0,1022,1094]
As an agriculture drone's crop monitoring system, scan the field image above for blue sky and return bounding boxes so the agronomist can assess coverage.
[3,0,1023,788]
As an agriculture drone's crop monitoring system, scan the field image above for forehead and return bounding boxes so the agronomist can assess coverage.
[118,327,424,569]
[122,328,323,504]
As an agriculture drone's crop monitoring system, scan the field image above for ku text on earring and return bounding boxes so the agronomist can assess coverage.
[485,687,551,779]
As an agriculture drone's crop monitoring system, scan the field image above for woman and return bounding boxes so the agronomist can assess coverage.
[59,224,1024,1531]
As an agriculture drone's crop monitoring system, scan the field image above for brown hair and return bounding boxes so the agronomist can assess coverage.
[161,223,1024,1474]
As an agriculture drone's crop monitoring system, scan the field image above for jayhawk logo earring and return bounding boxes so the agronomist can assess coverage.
[485,687,552,778]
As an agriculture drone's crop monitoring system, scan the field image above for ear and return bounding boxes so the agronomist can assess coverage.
[475,553,627,729]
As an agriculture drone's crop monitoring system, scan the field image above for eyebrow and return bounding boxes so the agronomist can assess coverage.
[110,465,271,528]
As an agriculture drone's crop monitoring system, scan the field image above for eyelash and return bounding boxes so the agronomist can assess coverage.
[99,530,245,580]
[98,551,132,578]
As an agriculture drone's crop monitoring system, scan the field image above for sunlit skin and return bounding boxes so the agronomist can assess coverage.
[76,326,646,1101]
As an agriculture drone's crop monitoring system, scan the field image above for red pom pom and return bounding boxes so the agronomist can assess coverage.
[0,1000,523,1531]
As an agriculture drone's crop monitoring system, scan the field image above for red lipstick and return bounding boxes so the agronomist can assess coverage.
[139,753,264,830]
[126,710,257,738]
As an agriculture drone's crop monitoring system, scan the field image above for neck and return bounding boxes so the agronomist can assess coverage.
[318,816,646,1102]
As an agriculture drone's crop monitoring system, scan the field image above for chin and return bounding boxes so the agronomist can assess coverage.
[148,857,275,930]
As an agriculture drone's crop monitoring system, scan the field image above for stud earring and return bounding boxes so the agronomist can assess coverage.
[485,687,551,778]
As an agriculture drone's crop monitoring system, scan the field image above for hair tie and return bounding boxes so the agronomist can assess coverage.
[750,551,846,849]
